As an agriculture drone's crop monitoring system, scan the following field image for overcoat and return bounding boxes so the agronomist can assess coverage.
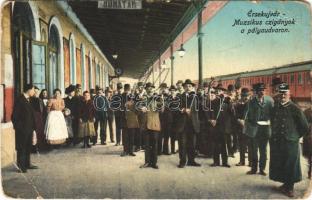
[269,101,309,183]
[12,94,36,150]
[303,108,312,157]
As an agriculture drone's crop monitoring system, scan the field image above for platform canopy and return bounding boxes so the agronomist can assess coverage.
[69,0,198,78]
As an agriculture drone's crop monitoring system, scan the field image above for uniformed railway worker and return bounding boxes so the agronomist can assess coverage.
[176,79,201,168]
[269,83,309,197]
[244,83,274,175]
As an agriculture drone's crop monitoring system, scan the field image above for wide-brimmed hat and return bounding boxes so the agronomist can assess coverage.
[65,84,76,94]
[182,79,195,87]
[253,83,266,92]
[159,83,168,88]
[145,82,155,89]
[278,82,289,93]
[169,85,177,91]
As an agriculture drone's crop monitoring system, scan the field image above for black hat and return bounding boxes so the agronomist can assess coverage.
[210,88,217,94]
[96,86,103,92]
[65,84,76,94]
[227,84,235,92]
[145,82,155,89]
[105,87,113,93]
[272,77,282,86]
[176,80,183,85]
[241,88,249,96]
[159,83,168,88]
[253,83,266,92]
[169,85,177,91]
[137,82,144,87]
[76,84,82,89]
[215,83,226,91]
[182,79,195,87]
[23,84,34,92]
[117,83,123,89]
[90,88,95,94]
[124,84,131,90]
[278,82,289,93]
[203,82,209,88]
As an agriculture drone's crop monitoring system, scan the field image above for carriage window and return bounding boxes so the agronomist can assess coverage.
[298,73,303,85]
[283,74,288,83]
[290,74,294,84]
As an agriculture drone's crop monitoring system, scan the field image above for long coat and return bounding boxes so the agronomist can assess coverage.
[244,96,274,139]
[12,94,36,150]
[175,92,200,134]
[303,108,312,157]
[269,101,309,183]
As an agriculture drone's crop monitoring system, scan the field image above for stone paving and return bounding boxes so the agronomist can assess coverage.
[1,143,312,199]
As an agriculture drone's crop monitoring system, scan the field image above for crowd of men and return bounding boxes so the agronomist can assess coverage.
[12,76,311,198]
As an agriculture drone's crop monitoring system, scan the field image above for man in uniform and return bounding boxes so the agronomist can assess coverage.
[120,84,132,156]
[270,83,309,197]
[244,83,274,175]
[93,87,108,145]
[167,85,180,154]
[210,84,234,168]
[176,79,201,168]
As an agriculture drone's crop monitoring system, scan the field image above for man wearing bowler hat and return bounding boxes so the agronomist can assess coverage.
[111,83,123,146]
[176,79,201,168]
[159,82,170,155]
[135,82,147,152]
[210,84,234,168]
[167,85,180,154]
[244,83,274,175]
[270,83,309,197]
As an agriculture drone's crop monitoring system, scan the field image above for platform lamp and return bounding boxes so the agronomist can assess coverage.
[178,33,186,58]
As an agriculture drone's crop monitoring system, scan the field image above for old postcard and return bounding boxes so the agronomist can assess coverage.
[0,0,312,199]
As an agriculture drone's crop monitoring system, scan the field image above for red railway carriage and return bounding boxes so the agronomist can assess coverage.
[204,60,312,102]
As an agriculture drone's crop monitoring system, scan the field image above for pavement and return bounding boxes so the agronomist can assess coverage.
[1,142,312,199]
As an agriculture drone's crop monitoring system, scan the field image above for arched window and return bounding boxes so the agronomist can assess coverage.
[81,44,85,90]
[69,33,76,84]
[88,51,93,89]
[48,25,60,94]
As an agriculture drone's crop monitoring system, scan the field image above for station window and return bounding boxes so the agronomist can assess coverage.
[283,74,288,83]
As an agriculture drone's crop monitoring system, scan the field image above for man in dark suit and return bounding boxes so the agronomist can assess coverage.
[210,84,234,168]
[12,84,38,173]
[112,83,123,146]
[176,79,201,168]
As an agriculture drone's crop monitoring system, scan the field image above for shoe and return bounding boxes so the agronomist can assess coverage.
[222,164,231,168]
[134,148,140,152]
[111,140,115,143]
[151,165,159,169]
[120,152,128,157]
[129,153,136,156]
[87,145,92,148]
[93,143,96,146]
[210,163,220,167]
[178,164,185,168]
[259,170,267,176]
[282,189,294,197]
[236,162,245,166]
[187,162,201,167]
[27,165,39,169]
[18,169,27,173]
[140,163,151,168]
[246,170,257,175]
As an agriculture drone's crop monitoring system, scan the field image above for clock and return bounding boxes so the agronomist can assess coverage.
[115,68,123,76]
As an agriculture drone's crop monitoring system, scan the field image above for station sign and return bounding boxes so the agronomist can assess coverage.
[98,0,142,9]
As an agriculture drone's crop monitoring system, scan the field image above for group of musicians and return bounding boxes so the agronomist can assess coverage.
[107,77,310,198]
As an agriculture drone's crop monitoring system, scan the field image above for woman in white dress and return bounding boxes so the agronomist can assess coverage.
[44,89,68,145]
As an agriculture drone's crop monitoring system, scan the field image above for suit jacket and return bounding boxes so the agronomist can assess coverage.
[146,94,162,132]
[175,92,200,134]
[12,94,36,150]
[244,95,274,138]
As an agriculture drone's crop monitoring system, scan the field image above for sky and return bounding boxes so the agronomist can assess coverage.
[199,0,312,78]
